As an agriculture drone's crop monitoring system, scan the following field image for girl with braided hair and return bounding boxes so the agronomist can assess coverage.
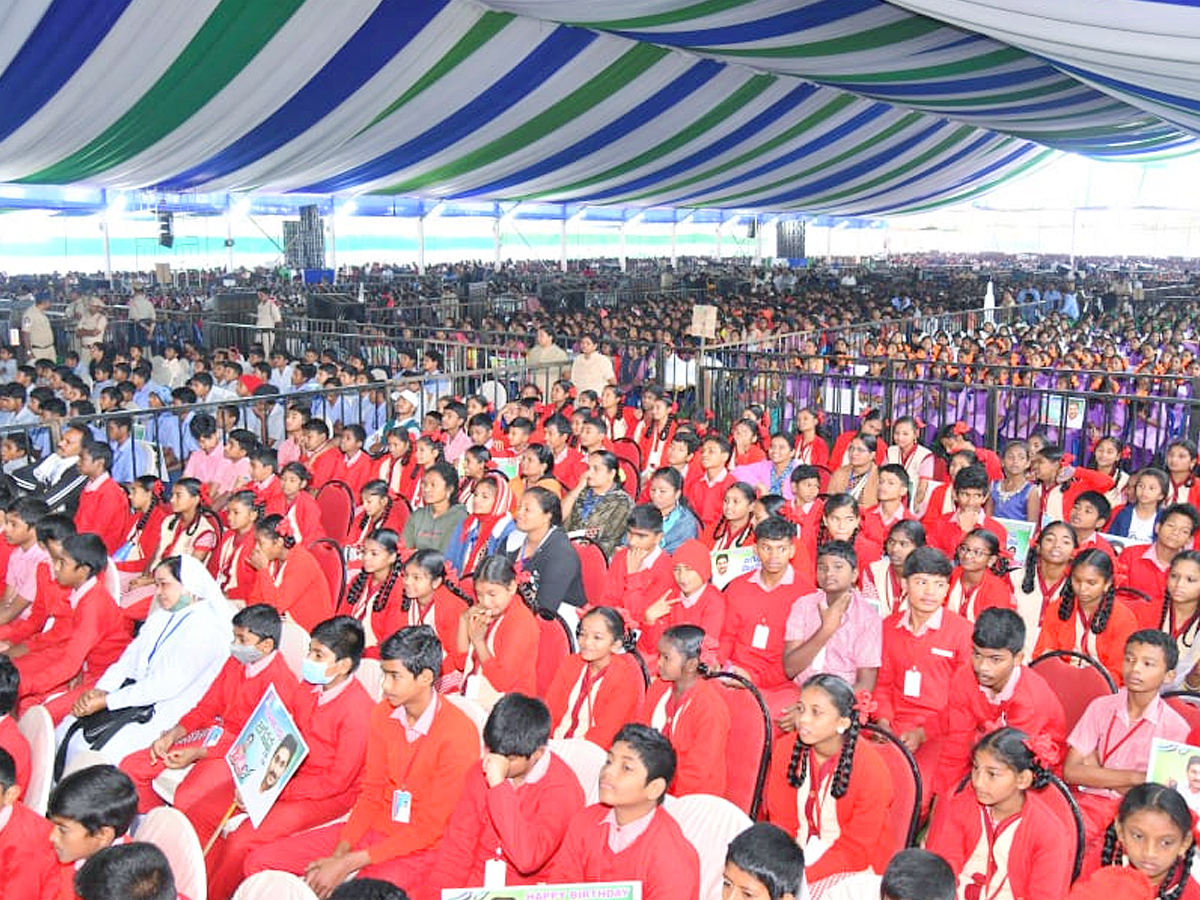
[340,528,404,650]
[113,476,168,572]
[763,674,895,893]
[1035,549,1139,686]
[345,479,404,556]
[1161,550,1200,691]
[279,462,324,544]
[926,727,1074,900]
[371,428,411,499]
[947,528,1015,622]
[1070,783,1200,899]
[399,547,470,689]
[246,514,332,632]
[210,489,260,601]
[1010,520,1077,658]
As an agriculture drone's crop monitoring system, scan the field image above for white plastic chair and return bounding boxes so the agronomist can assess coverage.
[664,794,753,900]
[61,748,111,778]
[16,705,54,815]
[477,379,508,410]
[232,871,320,900]
[547,738,607,805]
[443,693,488,753]
[356,657,384,703]
[279,618,310,677]
[152,765,192,805]
[135,806,208,900]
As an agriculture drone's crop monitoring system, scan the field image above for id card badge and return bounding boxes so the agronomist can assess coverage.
[203,725,224,748]
[484,857,507,888]
[903,668,922,698]
[391,790,412,824]
[751,623,770,650]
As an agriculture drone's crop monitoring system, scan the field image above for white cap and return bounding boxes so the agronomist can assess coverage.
[394,389,419,410]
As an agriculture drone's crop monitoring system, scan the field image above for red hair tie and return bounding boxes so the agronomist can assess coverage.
[953,421,969,436]
[1121,446,1131,460]
[1060,452,1074,466]
[703,409,715,421]
[198,483,212,507]
[853,690,877,721]
[1026,732,1061,768]
[913,416,925,430]
[1087,437,1098,452]
[816,411,825,425]
[275,518,293,539]
[514,566,532,587]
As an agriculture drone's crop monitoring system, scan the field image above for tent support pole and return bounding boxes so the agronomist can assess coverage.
[560,218,567,272]
[417,215,426,275]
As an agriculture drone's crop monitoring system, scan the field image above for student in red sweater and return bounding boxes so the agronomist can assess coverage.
[1118,503,1200,621]
[703,481,758,552]
[206,616,373,900]
[3,533,131,718]
[280,462,325,545]
[452,554,540,710]
[47,765,139,900]
[244,624,480,895]
[0,747,59,900]
[1071,491,1118,562]
[118,604,294,814]
[73,843,179,900]
[875,547,973,793]
[1078,783,1200,900]
[545,606,645,748]
[420,693,585,900]
[0,657,30,794]
[937,608,1067,797]
[248,449,287,520]
[718,516,809,715]
[635,539,725,669]
[73,441,129,554]
[639,624,730,798]
[785,466,826,548]
[926,727,1074,900]
[397,549,470,686]
[341,529,407,651]
[300,420,343,491]
[1034,548,1139,686]
[111,476,167,577]
[1031,445,1116,529]
[946,528,1015,621]
[209,490,259,602]
[860,464,916,546]
[246,514,333,633]
[764,674,895,889]
[338,424,374,498]
[926,465,1008,559]
[685,434,736,527]
[600,505,675,619]
[0,513,71,649]
[346,481,406,554]
[722,823,806,900]
[547,723,700,900]
[812,494,882,582]
[939,423,1003,482]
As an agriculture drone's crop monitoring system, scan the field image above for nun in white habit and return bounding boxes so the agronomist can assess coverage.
[56,554,232,767]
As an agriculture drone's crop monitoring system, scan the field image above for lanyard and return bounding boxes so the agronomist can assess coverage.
[148,608,194,665]
[1100,714,1149,766]
[566,664,607,737]
[977,809,1022,900]
[802,752,836,838]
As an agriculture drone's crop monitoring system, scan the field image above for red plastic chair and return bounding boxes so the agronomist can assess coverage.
[316,480,355,544]
[1163,691,1200,733]
[1030,650,1117,733]
[612,438,643,473]
[617,458,640,499]
[307,538,347,609]
[535,607,576,696]
[386,494,411,536]
[813,464,832,493]
[862,723,922,848]
[571,538,609,606]
[705,672,771,818]
[1036,775,1087,881]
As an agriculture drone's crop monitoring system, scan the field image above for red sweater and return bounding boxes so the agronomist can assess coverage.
[285,491,325,544]
[1115,544,1171,613]
[926,787,1074,900]
[635,584,726,664]
[876,609,974,738]
[177,653,297,756]
[860,504,916,546]
[74,475,129,553]
[0,801,60,900]
[450,600,540,699]
[718,570,806,691]
[638,678,730,797]
[685,471,736,528]
[340,453,374,498]
[937,665,1067,796]
[1036,467,1115,528]
[0,715,30,793]
[0,561,65,646]
[209,528,258,602]
[1033,597,1139,687]
[945,569,1015,621]
[252,476,288,519]
[304,444,343,491]
[927,511,1009,558]
[16,578,131,701]
[544,654,645,748]
[340,696,480,864]
[600,549,675,620]
[114,504,169,572]
[249,546,334,633]
[282,678,374,803]
[421,752,585,900]
[547,805,700,900]
[764,736,896,883]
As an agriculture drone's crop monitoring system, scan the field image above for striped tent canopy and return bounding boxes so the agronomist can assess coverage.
[1,0,1198,215]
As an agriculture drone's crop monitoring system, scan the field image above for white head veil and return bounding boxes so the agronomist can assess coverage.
[172,554,236,619]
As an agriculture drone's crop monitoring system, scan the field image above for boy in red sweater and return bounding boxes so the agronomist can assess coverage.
[420,693,585,899]
[722,823,805,900]
[47,765,139,900]
[72,442,128,554]
[0,746,59,900]
[926,465,1008,558]
[244,624,479,896]
[601,505,675,618]
[936,607,1067,797]
[119,604,295,814]
[547,723,700,900]
[685,435,736,526]
[206,616,373,900]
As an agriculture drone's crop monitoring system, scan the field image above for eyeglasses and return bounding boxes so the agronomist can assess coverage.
[958,547,990,559]
[848,445,870,454]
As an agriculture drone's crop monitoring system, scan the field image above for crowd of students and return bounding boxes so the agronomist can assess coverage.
[5,318,1200,899]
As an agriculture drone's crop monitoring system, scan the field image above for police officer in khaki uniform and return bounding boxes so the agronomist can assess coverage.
[20,295,55,362]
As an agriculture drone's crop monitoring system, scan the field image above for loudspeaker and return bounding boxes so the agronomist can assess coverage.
[158,212,174,248]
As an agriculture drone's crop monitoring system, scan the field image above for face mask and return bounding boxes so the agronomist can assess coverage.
[230,641,264,666]
[301,657,333,686]
[167,590,195,612]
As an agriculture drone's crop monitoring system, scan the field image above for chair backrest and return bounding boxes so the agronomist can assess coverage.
[232,870,320,900]
[571,538,609,606]
[1038,773,1087,882]
[444,693,488,753]
[135,806,207,900]
[547,738,607,805]
[535,608,575,696]
[814,463,832,493]
[306,537,347,609]
[617,458,640,498]
[61,749,112,779]
[278,618,310,677]
[478,379,508,411]
[16,705,54,815]
[356,656,384,703]
[1030,650,1117,732]
[388,493,412,535]
[1163,692,1200,733]
[705,672,771,818]
[316,480,355,544]
[612,437,643,473]
[861,723,923,849]
[663,794,753,900]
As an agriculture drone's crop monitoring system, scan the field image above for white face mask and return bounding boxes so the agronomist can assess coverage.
[230,641,264,666]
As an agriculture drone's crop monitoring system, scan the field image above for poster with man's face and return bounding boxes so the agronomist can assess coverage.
[226,684,309,827]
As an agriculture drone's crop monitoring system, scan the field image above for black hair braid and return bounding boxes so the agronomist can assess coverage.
[786,737,808,789]
[442,578,474,607]
[1161,587,1200,648]
[1091,582,1116,634]
[135,486,162,532]
[344,571,370,616]
[372,562,402,613]
[1057,579,1077,622]
[1021,544,1039,595]
[357,494,393,534]
[831,711,861,799]
[1160,843,1196,900]
[657,413,675,443]
[1100,823,1120,866]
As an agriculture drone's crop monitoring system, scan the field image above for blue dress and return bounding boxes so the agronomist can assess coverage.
[990,480,1034,521]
